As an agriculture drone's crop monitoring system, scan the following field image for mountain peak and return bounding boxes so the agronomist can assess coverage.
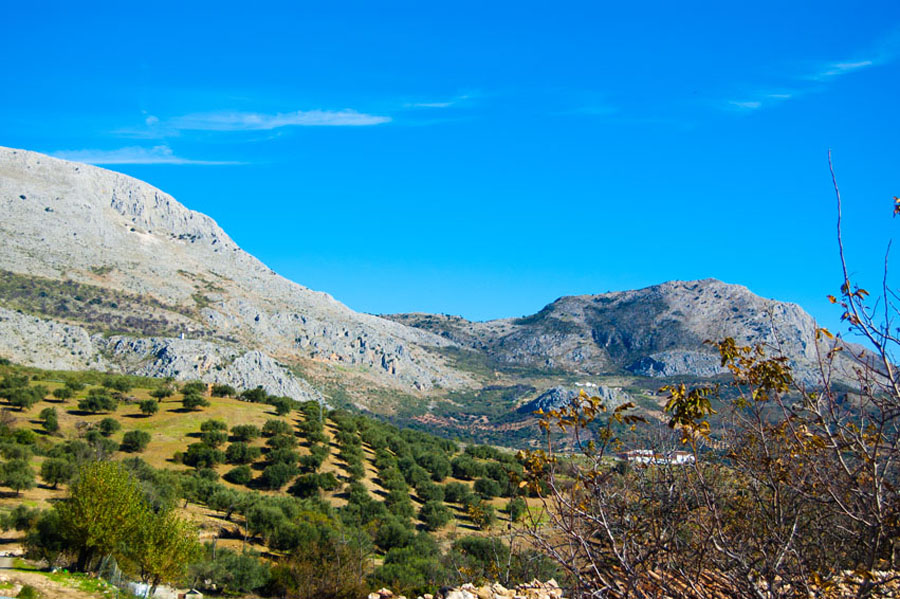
[0,146,465,401]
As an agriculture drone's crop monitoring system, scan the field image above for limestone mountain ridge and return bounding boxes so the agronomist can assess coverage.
[0,146,464,401]
[0,145,844,410]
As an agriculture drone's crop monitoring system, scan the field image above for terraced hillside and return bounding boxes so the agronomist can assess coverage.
[0,359,551,597]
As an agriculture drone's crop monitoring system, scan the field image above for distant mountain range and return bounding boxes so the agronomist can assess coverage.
[0,146,838,420]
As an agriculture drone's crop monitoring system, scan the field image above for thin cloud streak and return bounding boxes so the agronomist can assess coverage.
[115,108,391,138]
[52,145,240,165]
[727,100,763,111]
[170,109,391,130]
[722,27,899,113]
[405,101,454,108]
[811,59,874,80]
[402,93,475,109]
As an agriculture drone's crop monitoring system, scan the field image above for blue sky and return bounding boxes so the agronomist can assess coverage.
[2,1,899,335]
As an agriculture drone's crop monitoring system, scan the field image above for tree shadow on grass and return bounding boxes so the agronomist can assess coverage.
[65,409,100,417]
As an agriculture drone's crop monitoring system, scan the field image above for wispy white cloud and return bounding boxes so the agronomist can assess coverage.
[170,109,391,131]
[52,145,239,165]
[811,59,874,80]
[402,93,475,109]
[115,108,391,138]
[405,101,455,108]
[727,100,763,111]
[724,92,795,112]
[721,27,899,113]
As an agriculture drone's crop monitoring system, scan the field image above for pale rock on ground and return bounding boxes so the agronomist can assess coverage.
[368,579,565,599]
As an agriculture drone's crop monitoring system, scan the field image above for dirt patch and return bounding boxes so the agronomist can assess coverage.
[0,566,109,599]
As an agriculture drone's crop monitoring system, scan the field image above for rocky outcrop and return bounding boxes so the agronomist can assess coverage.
[0,146,467,399]
[0,306,320,400]
[0,307,106,371]
[627,350,727,378]
[517,385,629,414]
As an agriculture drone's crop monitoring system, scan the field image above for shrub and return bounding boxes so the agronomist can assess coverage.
[288,473,322,498]
[16,584,39,599]
[180,380,207,395]
[419,500,452,531]
[8,386,46,411]
[270,537,368,599]
[210,384,237,397]
[78,389,117,413]
[443,482,472,504]
[467,500,495,530]
[182,393,210,411]
[40,458,74,489]
[474,477,502,499]
[120,430,151,453]
[101,375,133,393]
[416,452,452,482]
[225,442,262,464]
[415,482,445,503]
[268,396,293,416]
[266,448,299,466]
[149,387,172,400]
[224,465,253,486]
[240,387,268,403]
[38,407,59,433]
[98,417,121,437]
[262,419,291,437]
[259,462,297,490]
[64,379,85,392]
[231,424,261,442]
[202,430,228,448]
[200,419,227,431]
[52,387,73,401]
[1,459,35,495]
[139,399,159,416]
[182,443,225,468]
[451,455,485,480]
[266,434,298,451]
[506,497,527,522]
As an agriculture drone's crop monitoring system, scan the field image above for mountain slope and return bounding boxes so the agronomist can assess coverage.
[0,146,465,400]
[385,278,825,379]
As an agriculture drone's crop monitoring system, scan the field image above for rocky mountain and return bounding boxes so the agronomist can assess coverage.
[0,145,842,417]
[385,278,829,380]
[0,146,466,401]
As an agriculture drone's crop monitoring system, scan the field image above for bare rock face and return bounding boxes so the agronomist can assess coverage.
[517,385,629,414]
[0,146,466,398]
[0,307,104,371]
[387,279,829,380]
[627,350,727,378]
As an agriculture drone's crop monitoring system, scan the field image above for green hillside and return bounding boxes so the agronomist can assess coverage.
[0,359,558,597]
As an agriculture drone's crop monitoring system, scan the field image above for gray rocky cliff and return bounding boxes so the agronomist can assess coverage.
[0,146,466,398]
